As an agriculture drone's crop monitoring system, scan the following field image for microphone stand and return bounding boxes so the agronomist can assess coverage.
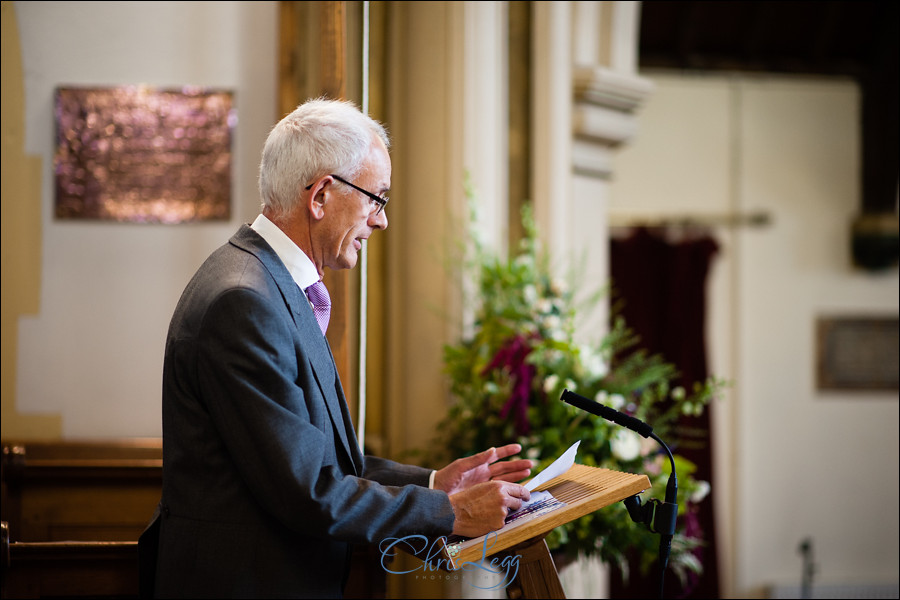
[560,389,678,599]
[622,431,678,599]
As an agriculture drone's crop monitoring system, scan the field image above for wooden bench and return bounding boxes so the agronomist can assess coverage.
[1,439,160,598]
[1,439,162,543]
[0,438,386,598]
[2,521,140,598]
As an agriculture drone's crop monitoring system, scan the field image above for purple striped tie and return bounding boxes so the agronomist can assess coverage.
[304,280,331,335]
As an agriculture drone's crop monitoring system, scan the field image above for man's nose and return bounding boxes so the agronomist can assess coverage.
[370,209,388,230]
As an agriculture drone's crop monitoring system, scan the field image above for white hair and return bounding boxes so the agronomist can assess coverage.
[258,97,390,216]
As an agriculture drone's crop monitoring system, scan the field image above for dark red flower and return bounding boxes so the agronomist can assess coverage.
[482,335,538,435]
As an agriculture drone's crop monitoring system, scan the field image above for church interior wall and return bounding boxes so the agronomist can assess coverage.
[3,2,897,598]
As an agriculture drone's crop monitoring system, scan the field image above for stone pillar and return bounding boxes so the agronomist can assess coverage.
[533,6,654,593]
[533,1,653,344]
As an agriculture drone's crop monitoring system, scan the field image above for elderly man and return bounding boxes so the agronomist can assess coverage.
[143,98,532,598]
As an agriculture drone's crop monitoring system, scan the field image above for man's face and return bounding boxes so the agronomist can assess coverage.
[318,138,390,272]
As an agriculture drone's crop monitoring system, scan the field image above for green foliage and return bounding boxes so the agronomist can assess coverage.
[425,197,727,583]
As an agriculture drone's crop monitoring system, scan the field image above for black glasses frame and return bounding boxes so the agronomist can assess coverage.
[305,174,388,215]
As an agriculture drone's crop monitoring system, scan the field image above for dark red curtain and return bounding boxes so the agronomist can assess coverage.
[608,227,720,599]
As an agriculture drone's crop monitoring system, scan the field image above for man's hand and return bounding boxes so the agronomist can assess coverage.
[433,444,535,496]
[448,480,531,537]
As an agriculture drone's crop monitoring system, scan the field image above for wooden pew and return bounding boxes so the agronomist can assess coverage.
[0,439,385,598]
[1,439,162,543]
[0,439,161,598]
[2,521,140,598]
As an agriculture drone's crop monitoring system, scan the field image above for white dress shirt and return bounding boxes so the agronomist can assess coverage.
[250,214,320,291]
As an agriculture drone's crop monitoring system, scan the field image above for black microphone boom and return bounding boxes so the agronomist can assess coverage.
[560,388,678,599]
[560,389,654,438]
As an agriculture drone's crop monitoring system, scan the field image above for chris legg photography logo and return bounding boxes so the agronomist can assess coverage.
[378,532,521,590]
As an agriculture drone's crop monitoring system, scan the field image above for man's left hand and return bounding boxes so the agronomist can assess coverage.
[433,444,534,495]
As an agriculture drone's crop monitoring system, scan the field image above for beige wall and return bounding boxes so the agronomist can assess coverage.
[611,71,899,597]
[1,0,58,438]
[2,1,279,440]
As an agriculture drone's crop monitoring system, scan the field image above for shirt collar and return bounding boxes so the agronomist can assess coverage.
[250,213,320,290]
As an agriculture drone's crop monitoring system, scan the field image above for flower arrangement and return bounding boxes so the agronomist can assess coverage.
[425,197,727,586]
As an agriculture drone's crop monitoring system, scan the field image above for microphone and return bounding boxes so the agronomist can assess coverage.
[561,388,678,599]
[560,389,654,438]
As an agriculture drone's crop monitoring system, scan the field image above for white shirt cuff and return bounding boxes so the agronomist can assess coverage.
[428,469,437,490]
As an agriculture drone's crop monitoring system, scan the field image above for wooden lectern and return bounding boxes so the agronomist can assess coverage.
[432,464,651,599]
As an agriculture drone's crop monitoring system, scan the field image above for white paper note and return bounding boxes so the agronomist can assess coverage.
[524,440,580,492]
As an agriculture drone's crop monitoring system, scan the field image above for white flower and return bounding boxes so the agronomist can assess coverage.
[610,429,642,461]
[594,390,608,404]
[536,298,552,314]
[690,480,710,503]
[581,346,609,379]
[564,379,577,392]
[543,374,559,393]
[671,386,686,400]
[550,277,566,296]
[607,394,626,410]
[523,284,538,304]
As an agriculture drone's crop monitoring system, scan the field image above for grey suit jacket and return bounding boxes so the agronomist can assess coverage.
[148,225,454,598]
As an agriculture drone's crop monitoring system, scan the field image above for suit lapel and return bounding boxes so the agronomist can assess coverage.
[230,225,361,476]
[306,331,362,476]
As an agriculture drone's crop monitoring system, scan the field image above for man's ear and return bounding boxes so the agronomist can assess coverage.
[307,181,329,221]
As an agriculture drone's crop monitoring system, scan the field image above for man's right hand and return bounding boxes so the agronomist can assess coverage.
[448,480,531,537]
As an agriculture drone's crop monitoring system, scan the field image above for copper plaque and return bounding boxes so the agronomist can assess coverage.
[816,316,899,391]
[54,86,234,223]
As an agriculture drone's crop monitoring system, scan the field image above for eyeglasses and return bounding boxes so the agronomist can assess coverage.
[305,174,389,216]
